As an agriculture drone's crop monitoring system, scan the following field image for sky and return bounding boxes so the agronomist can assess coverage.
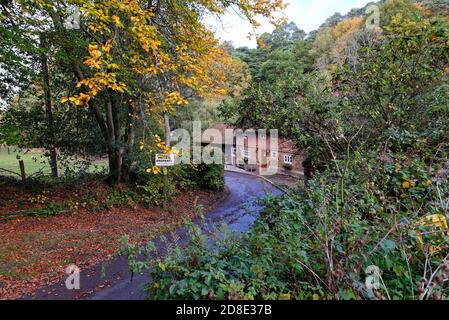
[205,0,374,48]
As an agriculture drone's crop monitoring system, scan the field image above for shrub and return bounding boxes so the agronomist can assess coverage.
[138,175,177,207]
[193,163,225,191]
[133,163,224,206]
[103,188,138,209]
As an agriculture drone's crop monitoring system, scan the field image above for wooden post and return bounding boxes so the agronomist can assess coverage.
[162,167,168,211]
[163,113,170,211]
[19,160,26,182]
[40,34,58,178]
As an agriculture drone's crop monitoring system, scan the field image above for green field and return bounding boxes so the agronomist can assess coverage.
[0,147,107,178]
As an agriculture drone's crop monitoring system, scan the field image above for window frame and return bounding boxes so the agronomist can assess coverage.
[283,154,293,165]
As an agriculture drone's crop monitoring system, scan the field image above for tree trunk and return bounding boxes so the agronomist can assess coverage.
[39,34,58,178]
[122,101,136,182]
[105,96,122,183]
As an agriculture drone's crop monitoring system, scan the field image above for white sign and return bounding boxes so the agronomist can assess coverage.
[155,154,175,167]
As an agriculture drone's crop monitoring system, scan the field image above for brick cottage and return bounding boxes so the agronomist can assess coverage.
[200,123,305,178]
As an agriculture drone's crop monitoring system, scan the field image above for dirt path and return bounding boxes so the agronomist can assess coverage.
[22,171,283,300]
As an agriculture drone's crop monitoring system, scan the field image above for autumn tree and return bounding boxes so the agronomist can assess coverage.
[342,7,449,127]
[312,17,364,76]
[175,45,252,131]
[219,21,313,135]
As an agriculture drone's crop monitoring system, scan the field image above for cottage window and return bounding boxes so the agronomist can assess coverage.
[284,155,293,164]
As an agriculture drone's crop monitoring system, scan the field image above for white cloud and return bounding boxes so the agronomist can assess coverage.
[204,0,373,48]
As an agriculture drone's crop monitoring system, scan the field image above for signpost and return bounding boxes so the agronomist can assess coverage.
[156,153,174,210]
[162,113,172,211]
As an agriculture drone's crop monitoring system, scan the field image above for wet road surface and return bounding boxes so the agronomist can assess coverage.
[23,171,283,300]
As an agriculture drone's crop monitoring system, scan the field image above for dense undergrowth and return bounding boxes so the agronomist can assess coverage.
[122,148,448,300]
